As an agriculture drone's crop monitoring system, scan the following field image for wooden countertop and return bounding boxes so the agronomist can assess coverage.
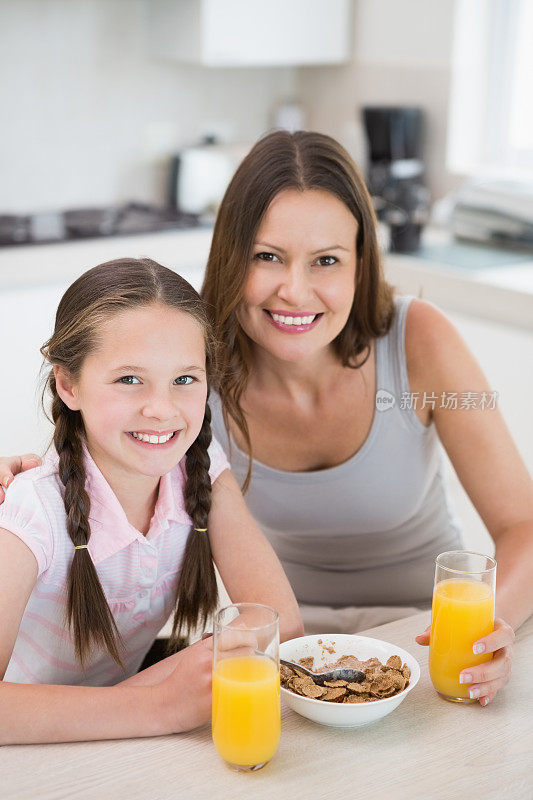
[2,611,531,800]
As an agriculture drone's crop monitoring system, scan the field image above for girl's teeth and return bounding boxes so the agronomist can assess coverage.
[271,313,316,325]
[131,432,174,444]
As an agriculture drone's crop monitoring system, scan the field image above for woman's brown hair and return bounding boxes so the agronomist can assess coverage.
[201,130,395,490]
[41,258,219,667]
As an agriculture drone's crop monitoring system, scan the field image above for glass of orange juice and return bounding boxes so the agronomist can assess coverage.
[429,550,496,702]
[212,603,280,772]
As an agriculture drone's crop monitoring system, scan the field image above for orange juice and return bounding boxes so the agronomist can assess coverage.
[429,579,494,700]
[212,655,280,767]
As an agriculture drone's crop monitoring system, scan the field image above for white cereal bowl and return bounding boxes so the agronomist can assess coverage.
[280,633,420,728]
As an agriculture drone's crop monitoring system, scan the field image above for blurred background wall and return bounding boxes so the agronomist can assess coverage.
[1,0,460,212]
[0,0,295,211]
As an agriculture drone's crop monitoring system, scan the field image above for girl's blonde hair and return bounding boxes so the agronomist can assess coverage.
[202,130,395,491]
[41,258,219,667]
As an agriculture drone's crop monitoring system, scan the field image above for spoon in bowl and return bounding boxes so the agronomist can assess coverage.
[280,658,365,686]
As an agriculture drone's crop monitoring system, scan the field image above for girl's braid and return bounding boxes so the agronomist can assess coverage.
[51,385,124,667]
[169,397,218,649]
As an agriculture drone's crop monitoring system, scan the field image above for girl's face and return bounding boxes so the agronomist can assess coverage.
[236,188,358,364]
[56,304,207,486]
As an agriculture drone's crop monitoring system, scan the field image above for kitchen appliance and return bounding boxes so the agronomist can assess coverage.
[170,137,251,217]
[447,178,533,251]
[0,203,199,247]
[362,106,429,253]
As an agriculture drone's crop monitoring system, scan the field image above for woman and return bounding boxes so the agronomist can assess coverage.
[2,132,531,706]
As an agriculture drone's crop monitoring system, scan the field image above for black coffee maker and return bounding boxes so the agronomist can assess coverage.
[362,106,430,253]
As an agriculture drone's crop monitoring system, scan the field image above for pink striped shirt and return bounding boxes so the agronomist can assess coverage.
[0,439,229,686]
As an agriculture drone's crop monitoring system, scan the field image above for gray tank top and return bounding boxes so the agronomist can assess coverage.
[210,295,465,608]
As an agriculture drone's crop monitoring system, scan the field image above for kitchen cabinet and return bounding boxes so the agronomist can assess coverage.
[146,0,353,67]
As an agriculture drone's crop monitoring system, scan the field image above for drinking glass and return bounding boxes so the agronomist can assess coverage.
[212,603,280,772]
[429,550,496,702]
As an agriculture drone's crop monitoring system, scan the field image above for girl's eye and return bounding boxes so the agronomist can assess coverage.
[174,376,195,385]
[254,251,281,263]
[315,255,338,267]
[118,376,140,385]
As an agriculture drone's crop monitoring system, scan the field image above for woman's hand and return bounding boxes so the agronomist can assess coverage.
[154,637,214,733]
[415,617,515,705]
[0,454,41,502]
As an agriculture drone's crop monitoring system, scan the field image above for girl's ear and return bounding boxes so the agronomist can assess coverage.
[54,365,81,411]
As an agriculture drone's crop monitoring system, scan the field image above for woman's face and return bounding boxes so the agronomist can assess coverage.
[236,188,358,364]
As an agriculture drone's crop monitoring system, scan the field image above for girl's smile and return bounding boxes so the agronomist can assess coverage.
[55,303,207,498]
[128,429,179,444]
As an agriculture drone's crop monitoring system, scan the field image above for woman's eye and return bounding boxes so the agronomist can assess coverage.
[315,255,338,267]
[118,376,140,385]
[255,251,280,263]
[174,376,195,385]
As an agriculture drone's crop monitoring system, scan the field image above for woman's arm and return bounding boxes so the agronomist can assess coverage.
[407,300,533,702]
[207,469,304,643]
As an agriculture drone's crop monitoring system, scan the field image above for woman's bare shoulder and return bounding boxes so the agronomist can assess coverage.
[404,298,470,385]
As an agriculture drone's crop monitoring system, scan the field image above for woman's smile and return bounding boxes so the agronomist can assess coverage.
[237,188,358,363]
[263,309,324,334]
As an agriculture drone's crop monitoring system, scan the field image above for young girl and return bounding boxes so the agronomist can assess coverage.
[0,257,302,745]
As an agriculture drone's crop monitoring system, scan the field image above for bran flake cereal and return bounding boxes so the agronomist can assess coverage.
[281,651,411,703]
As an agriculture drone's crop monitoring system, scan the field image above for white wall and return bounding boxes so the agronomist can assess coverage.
[296,0,460,200]
[1,0,462,212]
[0,0,294,213]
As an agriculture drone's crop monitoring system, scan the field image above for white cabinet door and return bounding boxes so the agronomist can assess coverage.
[148,0,353,66]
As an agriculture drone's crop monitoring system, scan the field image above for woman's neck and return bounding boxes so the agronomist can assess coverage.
[248,343,345,403]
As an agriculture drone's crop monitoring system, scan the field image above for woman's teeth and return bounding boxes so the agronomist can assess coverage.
[131,432,175,444]
[270,313,317,325]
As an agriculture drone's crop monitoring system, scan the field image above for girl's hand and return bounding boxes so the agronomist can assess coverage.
[415,617,515,705]
[156,637,214,733]
[0,454,41,502]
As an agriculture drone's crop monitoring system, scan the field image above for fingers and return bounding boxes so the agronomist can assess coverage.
[0,460,16,491]
[215,628,259,654]
[0,454,41,498]
[466,676,503,703]
[415,626,431,646]
[460,644,514,685]
[21,453,42,471]
[459,644,513,705]
[479,694,494,707]
[472,618,515,656]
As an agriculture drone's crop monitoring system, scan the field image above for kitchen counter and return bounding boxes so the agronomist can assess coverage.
[2,611,531,800]
[385,228,533,330]
[1,226,532,329]
[0,227,214,293]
